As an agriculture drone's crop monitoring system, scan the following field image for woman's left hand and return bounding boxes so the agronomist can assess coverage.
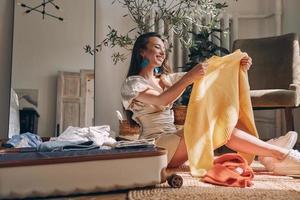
[240,55,252,71]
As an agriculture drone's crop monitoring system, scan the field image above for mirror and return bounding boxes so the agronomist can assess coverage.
[8,0,95,139]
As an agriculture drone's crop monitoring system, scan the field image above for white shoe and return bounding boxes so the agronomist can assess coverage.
[258,131,298,171]
[264,131,298,149]
[272,149,300,175]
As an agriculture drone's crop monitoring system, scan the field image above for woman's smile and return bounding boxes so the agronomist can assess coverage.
[156,55,165,63]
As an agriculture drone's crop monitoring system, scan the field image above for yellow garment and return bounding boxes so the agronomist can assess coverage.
[184,50,259,177]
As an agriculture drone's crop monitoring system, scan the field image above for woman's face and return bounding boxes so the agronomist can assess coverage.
[140,37,166,67]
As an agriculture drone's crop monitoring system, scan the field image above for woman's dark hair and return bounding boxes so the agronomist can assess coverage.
[125,32,172,126]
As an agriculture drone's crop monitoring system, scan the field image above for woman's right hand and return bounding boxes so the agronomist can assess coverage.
[185,62,208,84]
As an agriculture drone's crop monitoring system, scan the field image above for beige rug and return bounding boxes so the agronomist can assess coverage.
[128,163,300,200]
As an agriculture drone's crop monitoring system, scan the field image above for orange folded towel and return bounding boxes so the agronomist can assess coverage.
[202,153,254,188]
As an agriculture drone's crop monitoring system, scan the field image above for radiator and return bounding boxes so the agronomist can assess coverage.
[146,11,234,71]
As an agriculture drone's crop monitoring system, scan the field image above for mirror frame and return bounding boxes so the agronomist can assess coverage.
[6,0,96,140]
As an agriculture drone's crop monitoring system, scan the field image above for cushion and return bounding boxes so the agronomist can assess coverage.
[250,89,299,108]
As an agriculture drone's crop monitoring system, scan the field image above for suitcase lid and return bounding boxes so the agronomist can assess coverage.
[0,147,167,168]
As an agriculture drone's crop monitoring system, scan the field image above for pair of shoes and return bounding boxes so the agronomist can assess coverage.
[258,131,298,172]
[272,149,300,175]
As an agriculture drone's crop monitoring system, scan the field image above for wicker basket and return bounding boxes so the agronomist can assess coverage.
[173,105,187,125]
[119,120,140,136]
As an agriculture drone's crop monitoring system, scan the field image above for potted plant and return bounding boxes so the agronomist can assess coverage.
[173,28,231,125]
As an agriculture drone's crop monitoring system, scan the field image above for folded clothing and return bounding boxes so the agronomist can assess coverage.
[37,141,102,152]
[115,138,156,149]
[52,125,116,146]
[202,153,254,188]
[37,137,156,152]
[5,132,42,148]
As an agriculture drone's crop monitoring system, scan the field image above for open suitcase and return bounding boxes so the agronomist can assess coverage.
[0,147,183,199]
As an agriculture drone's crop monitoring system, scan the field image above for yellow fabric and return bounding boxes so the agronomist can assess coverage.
[184,50,259,177]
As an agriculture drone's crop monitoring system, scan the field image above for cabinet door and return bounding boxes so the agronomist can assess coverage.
[80,69,94,128]
[56,70,94,135]
[56,71,81,135]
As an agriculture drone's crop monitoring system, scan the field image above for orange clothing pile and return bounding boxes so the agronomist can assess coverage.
[202,153,254,187]
[184,50,259,177]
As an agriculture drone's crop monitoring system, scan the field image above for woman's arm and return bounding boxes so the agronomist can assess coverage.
[134,55,251,107]
[135,63,208,106]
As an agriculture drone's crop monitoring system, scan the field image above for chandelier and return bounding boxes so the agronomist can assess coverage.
[17,0,63,21]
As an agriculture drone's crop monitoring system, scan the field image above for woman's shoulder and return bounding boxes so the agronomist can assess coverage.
[121,75,150,109]
[122,75,148,89]
[161,72,187,86]
[121,75,149,96]
[125,75,147,82]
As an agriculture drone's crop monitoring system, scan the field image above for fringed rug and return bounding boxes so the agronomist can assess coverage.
[128,163,300,200]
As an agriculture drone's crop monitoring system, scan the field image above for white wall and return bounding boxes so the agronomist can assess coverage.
[0,0,14,139]
[95,0,134,133]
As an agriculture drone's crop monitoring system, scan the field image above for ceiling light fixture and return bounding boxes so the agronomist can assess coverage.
[17,0,63,21]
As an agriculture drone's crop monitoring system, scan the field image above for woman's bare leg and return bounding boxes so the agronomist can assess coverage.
[226,128,289,160]
[168,127,290,168]
[168,130,188,168]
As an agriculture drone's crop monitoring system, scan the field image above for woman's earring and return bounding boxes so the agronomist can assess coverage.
[154,67,161,74]
[140,58,149,69]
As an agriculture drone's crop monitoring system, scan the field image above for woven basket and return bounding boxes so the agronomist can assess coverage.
[119,120,140,136]
[173,105,187,125]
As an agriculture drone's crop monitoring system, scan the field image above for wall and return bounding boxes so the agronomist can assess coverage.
[94,0,134,133]
[225,0,278,39]
[282,0,300,36]
[0,0,14,139]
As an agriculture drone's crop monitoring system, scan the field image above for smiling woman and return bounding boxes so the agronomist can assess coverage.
[7,0,95,139]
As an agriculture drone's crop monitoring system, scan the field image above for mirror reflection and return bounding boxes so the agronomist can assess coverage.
[9,0,95,139]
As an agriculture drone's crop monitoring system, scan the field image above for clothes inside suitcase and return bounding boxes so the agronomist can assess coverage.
[0,147,182,199]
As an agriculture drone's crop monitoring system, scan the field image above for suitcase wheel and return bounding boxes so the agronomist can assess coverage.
[167,174,183,188]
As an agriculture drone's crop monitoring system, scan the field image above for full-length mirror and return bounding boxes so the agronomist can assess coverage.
[8,0,95,139]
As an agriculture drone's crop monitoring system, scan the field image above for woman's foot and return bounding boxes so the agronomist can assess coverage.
[272,149,300,175]
[258,131,298,171]
[264,131,298,149]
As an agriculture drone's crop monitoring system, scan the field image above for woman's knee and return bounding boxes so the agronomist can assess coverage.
[167,137,188,167]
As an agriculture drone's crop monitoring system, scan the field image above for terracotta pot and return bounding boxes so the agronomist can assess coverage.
[173,105,187,125]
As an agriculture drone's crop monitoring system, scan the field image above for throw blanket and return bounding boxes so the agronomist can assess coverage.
[203,153,254,187]
[184,50,259,177]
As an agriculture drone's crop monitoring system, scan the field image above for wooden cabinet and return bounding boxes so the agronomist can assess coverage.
[56,70,94,136]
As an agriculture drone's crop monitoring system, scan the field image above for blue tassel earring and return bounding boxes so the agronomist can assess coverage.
[140,59,149,69]
[154,67,161,74]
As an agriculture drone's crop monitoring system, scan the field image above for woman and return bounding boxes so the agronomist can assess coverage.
[121,32,300,175]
